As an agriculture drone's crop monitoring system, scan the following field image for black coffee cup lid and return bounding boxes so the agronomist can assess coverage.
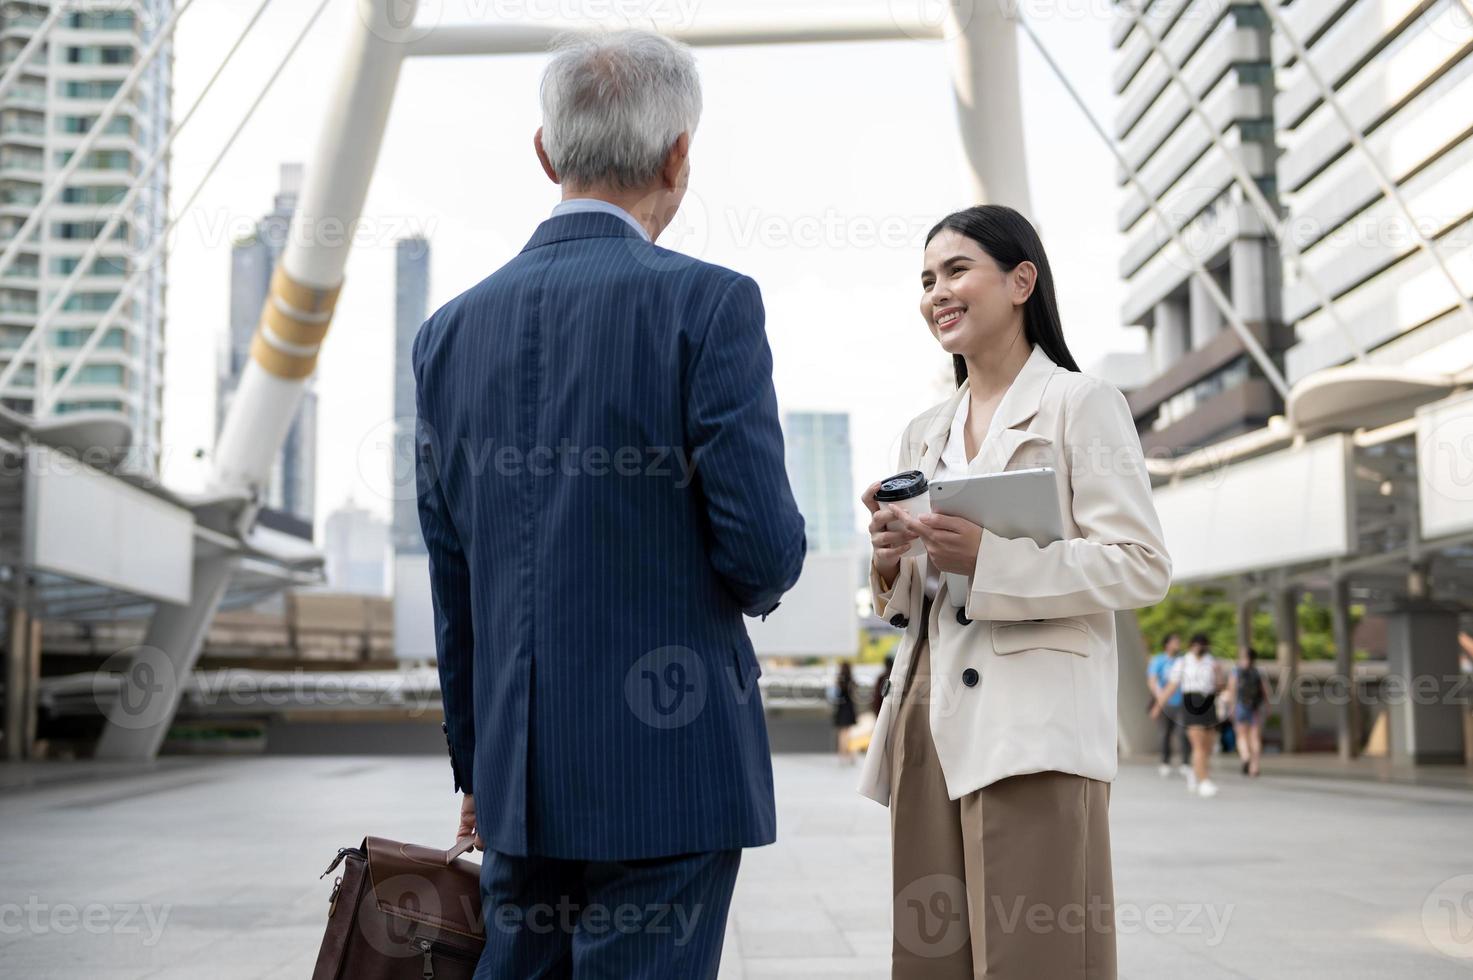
[874,470,928,502]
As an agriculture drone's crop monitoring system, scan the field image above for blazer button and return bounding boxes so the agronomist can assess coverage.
[889,613,909,629]
[962,668,979,688]
[880,678,891,698]
[956,607,971,626]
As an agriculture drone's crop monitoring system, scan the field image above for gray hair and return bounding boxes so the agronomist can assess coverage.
[540,30,702,191]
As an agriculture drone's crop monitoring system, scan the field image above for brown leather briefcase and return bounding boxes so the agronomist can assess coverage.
[311,836,485,979]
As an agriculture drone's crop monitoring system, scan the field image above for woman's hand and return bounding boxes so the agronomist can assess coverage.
[901,511,983,575]
[862,481,915,587]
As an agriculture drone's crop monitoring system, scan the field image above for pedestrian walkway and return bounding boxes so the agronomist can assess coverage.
[0,754,1469,977]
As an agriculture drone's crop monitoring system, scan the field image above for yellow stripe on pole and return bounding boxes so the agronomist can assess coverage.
[250,331,318,379]
[271,265,342,315]
[261,300,332,347]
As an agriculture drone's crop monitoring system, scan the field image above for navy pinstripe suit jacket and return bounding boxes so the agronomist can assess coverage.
[413,210,807,861]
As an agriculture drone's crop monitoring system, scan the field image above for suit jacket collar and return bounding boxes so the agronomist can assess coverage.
[522,210,645,252]
[917,344,1058,479]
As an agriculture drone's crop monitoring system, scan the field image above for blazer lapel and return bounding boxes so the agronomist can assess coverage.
[967,344,1060,477]
[973,427,1052,476]
[916,385,967,480]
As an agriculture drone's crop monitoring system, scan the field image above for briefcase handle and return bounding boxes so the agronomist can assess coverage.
[445,837,478,864]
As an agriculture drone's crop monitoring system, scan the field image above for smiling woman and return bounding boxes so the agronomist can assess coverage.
[861,204,1171,980]
[919,205,1079,389]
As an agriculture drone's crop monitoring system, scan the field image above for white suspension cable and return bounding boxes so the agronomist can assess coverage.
[0,0,279,400]
[1259,0,1473,332]
[1123,3,1366,363]
[1014,12,1291,399]
[40,0,334,413]
[0,0,195,286]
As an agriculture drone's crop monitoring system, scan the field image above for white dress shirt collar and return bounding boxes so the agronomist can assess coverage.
[550,198,650,241]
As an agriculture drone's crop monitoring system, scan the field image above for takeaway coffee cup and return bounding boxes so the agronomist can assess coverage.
[874,470,930,558]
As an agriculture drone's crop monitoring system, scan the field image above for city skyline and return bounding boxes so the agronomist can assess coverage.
[321,497,390,596]
[391,234,430,556]
[784,410,860,555]
[158,0,1131,540]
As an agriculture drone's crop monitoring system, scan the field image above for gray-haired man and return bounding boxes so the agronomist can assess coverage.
[413,29,805,978]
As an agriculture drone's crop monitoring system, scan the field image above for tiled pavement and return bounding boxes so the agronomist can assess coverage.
[1,753,1470,978]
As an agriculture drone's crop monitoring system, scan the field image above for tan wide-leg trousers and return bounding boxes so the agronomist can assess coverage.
[889,637,1117,979]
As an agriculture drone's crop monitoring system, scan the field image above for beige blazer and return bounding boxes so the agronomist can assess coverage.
[859,344,1172,806]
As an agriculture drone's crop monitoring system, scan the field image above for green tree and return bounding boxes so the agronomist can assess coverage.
[1136,585,1364,661]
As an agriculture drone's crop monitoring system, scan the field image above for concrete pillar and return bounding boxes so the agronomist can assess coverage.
[94,554,236,760]
[1114,610,1158,757]
[1230,238,1271,323]
[1190,269,1225,349]
[1236,595,1255,651]
[1382,599,1465,765]
[947,0,1033,213]
[1330,578,1360,760]
[4,601,40,761]
[1274,587,1303,753]
[1151,298,1189,376]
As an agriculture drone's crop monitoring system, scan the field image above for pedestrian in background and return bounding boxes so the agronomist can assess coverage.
[1217,693,1237,756]
[1228,646,1268,777]
[830,660,858,765]
[1151,632,1225,797]
[1146,631,1190,779]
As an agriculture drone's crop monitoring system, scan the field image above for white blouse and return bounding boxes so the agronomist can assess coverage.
[923,391,980,599]
[1169,652,1221,695]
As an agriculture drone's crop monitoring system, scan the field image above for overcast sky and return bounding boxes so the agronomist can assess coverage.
[160,0,1141,537]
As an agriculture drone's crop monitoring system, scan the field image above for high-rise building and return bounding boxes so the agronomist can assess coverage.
[0,4,172,473]
[1107,0,1473,457]
[1273,0,1473,381]
[323,500,390,596]
[784,411,857,554]
[1109,2,1292,455]
[219,162,316,523]
[392,235,429,556]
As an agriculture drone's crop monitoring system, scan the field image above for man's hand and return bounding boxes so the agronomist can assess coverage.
[457,793,484,851]
[901,511,983,575]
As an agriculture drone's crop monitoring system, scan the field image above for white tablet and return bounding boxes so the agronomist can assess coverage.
[926,468,1065,605]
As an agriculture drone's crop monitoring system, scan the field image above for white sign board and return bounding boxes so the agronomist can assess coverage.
[1153,434,1355,583]
[24,445,194,604]
[402,549,856,661]
[745,550,858,657]
[1417,390,1473,541]
[392,552,436,661]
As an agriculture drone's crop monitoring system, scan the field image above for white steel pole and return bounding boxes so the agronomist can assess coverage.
[947,0,1033,213]
[96,0,420,760]
[403,17,945,58]
[209,0,418,514]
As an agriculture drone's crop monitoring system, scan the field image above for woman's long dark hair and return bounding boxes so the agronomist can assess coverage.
[924,205,1080,387]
